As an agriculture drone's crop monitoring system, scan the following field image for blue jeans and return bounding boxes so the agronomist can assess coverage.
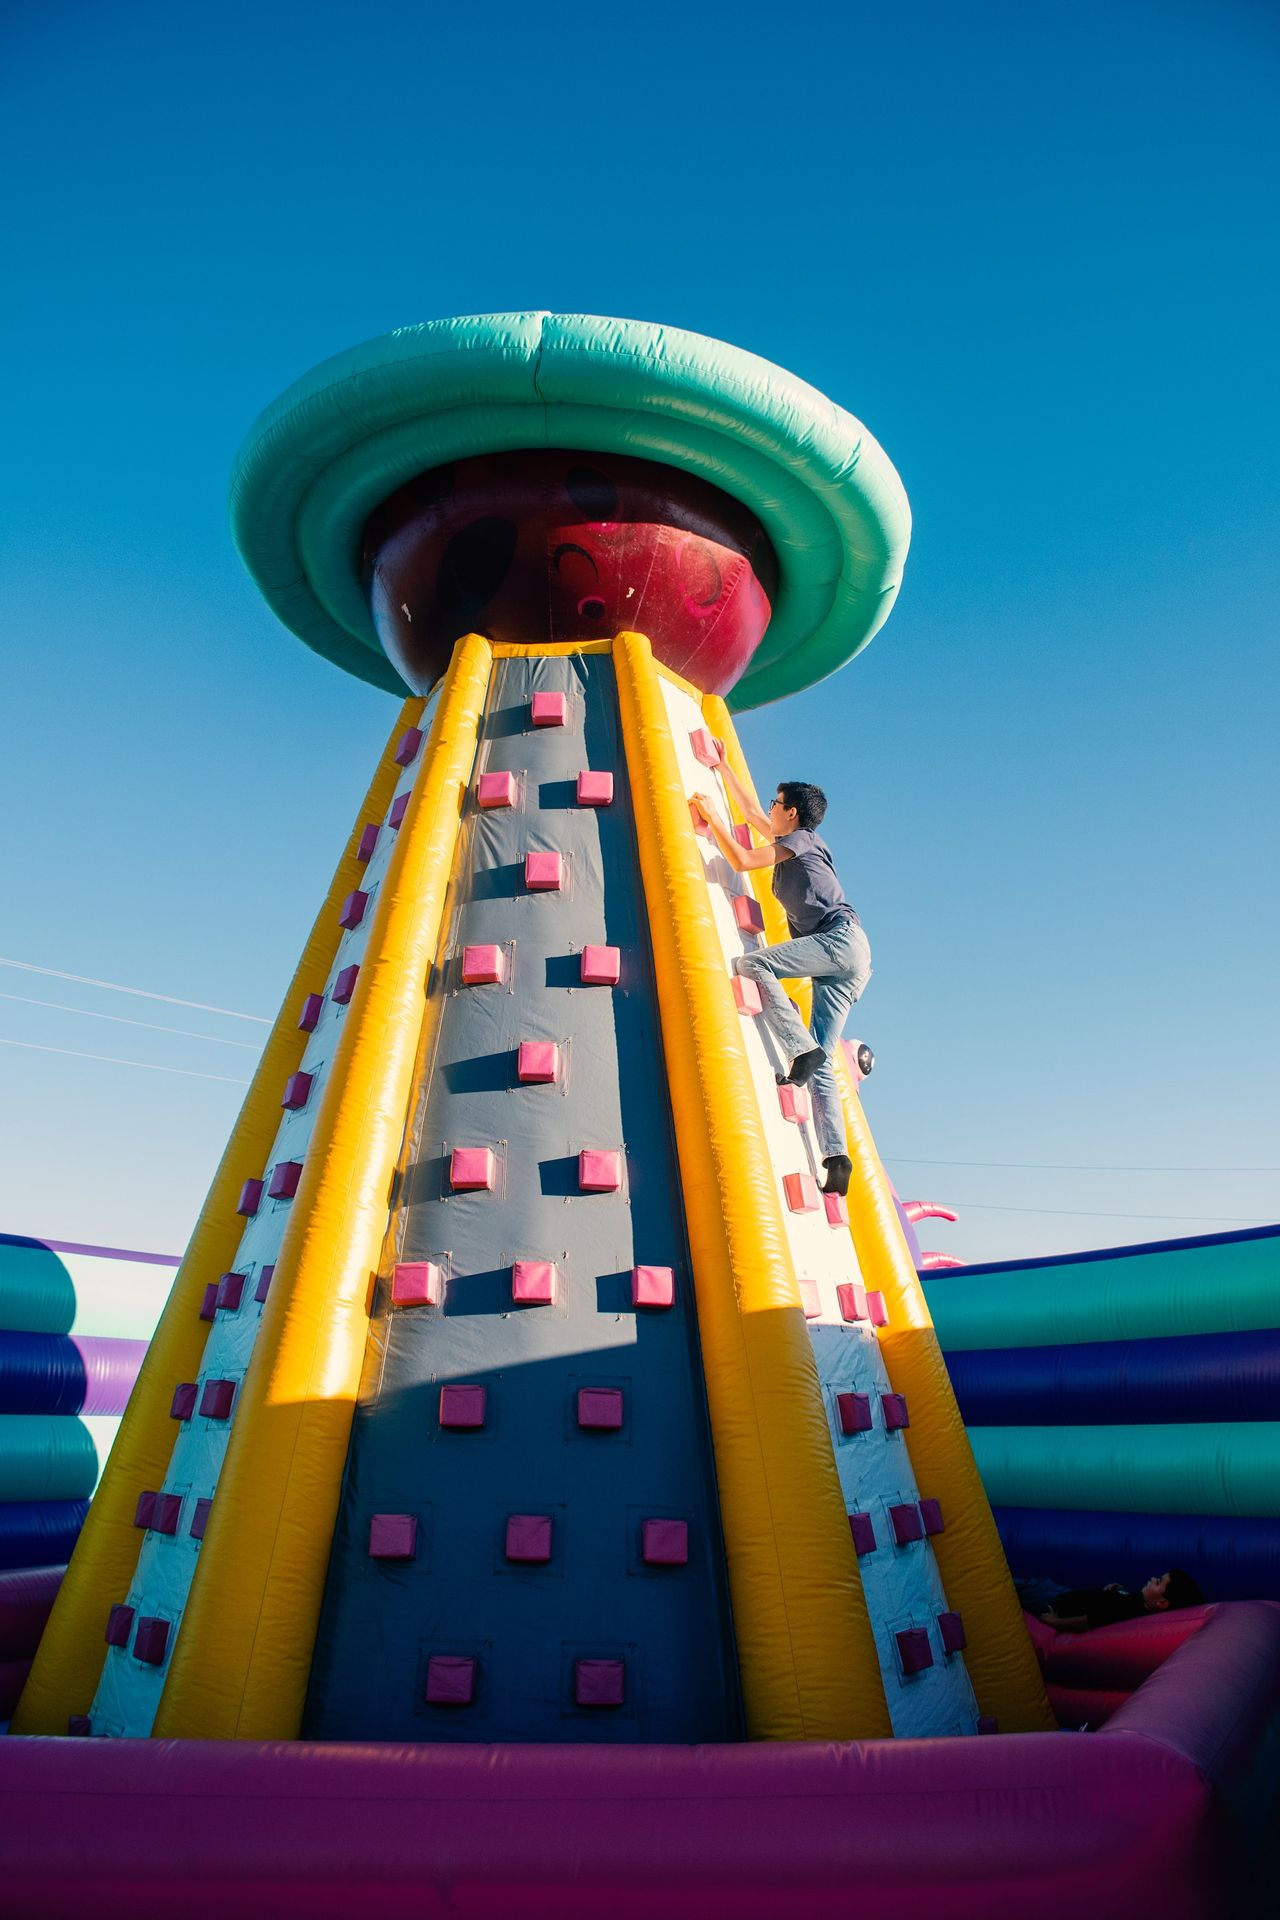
[733,918,872,1160]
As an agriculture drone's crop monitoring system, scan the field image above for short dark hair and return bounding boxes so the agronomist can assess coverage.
[777,781,827,831]
[1165,1568,1204,1610]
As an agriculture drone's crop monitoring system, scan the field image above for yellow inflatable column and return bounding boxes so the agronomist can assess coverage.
[12,695,424,1737]
[154,634,492,1740]
[703,695,1053,1733]
[617,635,889,1742]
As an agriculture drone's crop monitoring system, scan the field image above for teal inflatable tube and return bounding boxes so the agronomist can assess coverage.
[923,1229,1280,1351]
[230,312,912,712]
[0,1416,103,1503]
[968,1422,1280,1518]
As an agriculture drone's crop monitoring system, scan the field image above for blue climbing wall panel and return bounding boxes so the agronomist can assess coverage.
[303,654,742,1743]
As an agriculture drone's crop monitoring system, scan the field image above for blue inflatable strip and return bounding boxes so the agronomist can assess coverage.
[930,1221,1280,1280]
[0,1500,88,1573]
[0,1331,146,1416]
[992,1505,1280,1604]
[947,1328,1280,1427]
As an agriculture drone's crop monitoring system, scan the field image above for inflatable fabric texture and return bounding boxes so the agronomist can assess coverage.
[230,313,911,711]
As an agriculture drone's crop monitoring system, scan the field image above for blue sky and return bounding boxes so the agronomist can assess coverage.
[2,0,1277,1265]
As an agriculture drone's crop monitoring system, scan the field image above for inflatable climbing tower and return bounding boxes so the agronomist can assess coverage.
[14,314,1051,1746]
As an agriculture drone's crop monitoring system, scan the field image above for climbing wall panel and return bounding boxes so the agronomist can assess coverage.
[663,677,979,1735]
[303,654,741,1743]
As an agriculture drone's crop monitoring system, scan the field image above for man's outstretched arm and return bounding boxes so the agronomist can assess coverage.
[716,754,773,838]
[691,793,782,873]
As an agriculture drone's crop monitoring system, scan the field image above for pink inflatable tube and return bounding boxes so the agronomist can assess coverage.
[2,1604,1277,1920]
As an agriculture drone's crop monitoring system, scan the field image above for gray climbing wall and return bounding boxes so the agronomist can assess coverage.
[303,654,742,1743]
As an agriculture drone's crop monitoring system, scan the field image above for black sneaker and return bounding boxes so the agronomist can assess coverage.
[821,1155,852,1196]
[781,1047,825,1087]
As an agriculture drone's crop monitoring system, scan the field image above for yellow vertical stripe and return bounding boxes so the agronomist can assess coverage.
[153,636,492,1740]
[834,1076,1056,1730]
[11,696,424,1738]
[705,695,1052,1732]
[617,633,889,1741]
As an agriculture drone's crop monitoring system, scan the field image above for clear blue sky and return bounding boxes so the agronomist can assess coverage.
[2,0,1276,1265]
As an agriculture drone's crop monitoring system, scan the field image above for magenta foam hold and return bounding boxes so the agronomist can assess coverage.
[848,1512,877,1556]
[133,1491,156,1530]
[170,1383,197,1421]
[505,1515,553,1563]
[896,1628,934,1675]
[394,726,423,766]
[631,1265,674,1308]
[732,975,762,1015]
[530,691,568,727]
[516,1039,559,1083]
[576,769,613,806]
[837,1282,868,1322]
[368,1515,418,1560]
[731,892,765,934]
[524,849,564,891]
[267,1160,303,1200]
[216,1272,246,1312]
[579,943,620,985]
[919,1498,945,1536]
[512,1260,556,1304]
[642,1519,689,1566]
[199,1379,236,1421]
[938,1611,967,1654]
[333,963,359,1003]
[797,1278,822,1318]
[837,1393,873,1435]
[356,823,380,863]
[476,770,517,810]
[236,1178,263,1217]
[574,1658,625,1707]
[150,1495,182,1536]
[281,1071,312,1110]
[578,1148,622,1192]
[425,1655,475,1705]
[392,1262,441,1307]
[461,944,505,985]
[104,1604,134,1648]
[783,1171,820,1213]
[298,991,324,1031]
[338,889,368,930]
[132,1617,170,1666]
[449,1146,496,1191]
[881,1392,910,1431]
[253,1264,275,1304]
[389,790,410,829]
[889,1504,924,1548]
[190,1498,212,1540]
[439,1384,486,1429]
[577,1387,623,1430]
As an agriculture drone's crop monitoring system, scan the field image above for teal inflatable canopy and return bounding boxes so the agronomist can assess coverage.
[230,313,911,710]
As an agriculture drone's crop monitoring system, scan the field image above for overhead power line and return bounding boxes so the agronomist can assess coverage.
[0,1038,250,1086]
[887,1155,1279,1174]
[0,991,265,1050]
[935,1199,1270,1224]
[0,957,270,1024]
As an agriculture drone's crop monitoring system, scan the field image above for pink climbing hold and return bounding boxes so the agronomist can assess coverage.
[439,1384,487,1429]
[512,1260,556,1305]
[530,691,568,727]
[837,1283,868,1323]
[425,1655,476,1705]
[268,1160,303,1200]
[732,976,762,1015]
[578,1149,622,1192]
[782,1171,820,1213]
[338,890,368,930]
[450,1147,496,1192]
[334,964,360,1004]
[689,728,720,768]
[797,1277,822,1319]
[823,1192,849,1228]
[506,1515,553,1563]
[576,770,614,806]
[392,1262,442,1307]
[732,893,765,935]
[368,1514,418,1560]
[777,1083,811,1124]
[394,727,423,767]
[577,1387,623,1430]
[461,944,506,985]
[356,823,380,863]
[642,1519,689,1566]
[524,849,564,891]
[631,1265,674,1309]
[477,770,517,810]
[574,1658,625,1707]
[517,1039,560,1083]
[580,944,620,985]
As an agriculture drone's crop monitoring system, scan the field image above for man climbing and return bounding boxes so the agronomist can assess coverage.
[691,759,871,1197]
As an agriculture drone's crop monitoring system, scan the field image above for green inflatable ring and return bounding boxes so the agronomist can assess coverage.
[230,312,911,711]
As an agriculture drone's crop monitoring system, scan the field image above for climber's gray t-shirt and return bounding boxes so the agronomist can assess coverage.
[772,830,860,939]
